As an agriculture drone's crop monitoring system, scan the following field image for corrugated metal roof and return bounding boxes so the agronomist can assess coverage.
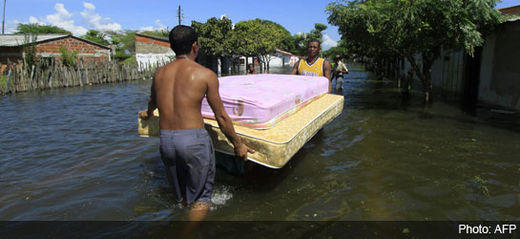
[498,5,520,16]
[0,34,69,47]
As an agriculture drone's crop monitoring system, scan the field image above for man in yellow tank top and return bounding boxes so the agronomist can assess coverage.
[291,39,332,92]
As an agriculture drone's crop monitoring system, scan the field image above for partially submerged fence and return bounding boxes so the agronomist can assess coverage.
[0,60,160,95]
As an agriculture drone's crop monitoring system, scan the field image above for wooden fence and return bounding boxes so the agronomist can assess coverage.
[0,59,161,95]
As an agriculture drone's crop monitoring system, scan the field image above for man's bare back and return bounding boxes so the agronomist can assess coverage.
[153,58,214,130]
[143,56,249,156]
[139,25,253,222]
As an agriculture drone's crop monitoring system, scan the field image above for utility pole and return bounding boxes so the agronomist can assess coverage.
[178,5,181,25]
[2,0,6,35]
[177,5,184,25]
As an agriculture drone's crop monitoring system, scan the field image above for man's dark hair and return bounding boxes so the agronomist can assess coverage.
[307,39,321,48]
[169,25,198,55]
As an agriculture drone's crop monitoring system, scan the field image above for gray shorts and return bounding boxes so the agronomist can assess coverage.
[159,128,215,205]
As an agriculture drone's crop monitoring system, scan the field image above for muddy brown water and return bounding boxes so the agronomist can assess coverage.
[1,64,518,236]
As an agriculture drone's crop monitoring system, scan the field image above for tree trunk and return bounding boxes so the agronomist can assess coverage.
[406,54,432,102]
[245,56,249,74]
[220,56,230,76]
[421,52,436,103]
[256,56,263,73]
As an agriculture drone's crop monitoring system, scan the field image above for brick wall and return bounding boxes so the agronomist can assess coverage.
[135,35,173,54]
[0,36,110,73]
[35,36,110,63]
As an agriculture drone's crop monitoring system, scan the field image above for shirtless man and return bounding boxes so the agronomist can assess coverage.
[139,25,254,220]
[291,39,332,92]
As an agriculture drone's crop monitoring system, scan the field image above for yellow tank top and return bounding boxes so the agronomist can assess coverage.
[297,57,325,76]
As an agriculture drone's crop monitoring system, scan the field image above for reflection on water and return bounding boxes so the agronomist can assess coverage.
[0,64,519,223]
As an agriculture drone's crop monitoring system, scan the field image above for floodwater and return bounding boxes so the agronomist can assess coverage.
[1,64,519,234]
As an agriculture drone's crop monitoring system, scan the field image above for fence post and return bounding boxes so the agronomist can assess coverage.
[6,68,12,93]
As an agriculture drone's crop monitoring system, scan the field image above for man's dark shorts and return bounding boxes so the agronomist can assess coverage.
[159,128,215,205]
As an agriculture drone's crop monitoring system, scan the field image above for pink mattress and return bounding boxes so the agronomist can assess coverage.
[201,74,329,129]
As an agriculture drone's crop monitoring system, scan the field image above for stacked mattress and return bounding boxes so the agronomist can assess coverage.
[201,74,329,129]
[138,74,344,168]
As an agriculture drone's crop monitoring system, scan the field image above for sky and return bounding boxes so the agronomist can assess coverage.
[3,0,520,50]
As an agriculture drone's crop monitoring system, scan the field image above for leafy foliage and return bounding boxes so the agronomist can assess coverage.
[228,19,291,56]
[60,47,78,67]
[22,35,38,67]
[290,23,328,56]
[121,55,137,66]
[323,40,349,60]
[327,0,504,101]
[105,30,137,61]
[139,29,169,38]
[192,17,234,56]
[227,19,292,70]
[16,23,71,34]
[82,30,110,46]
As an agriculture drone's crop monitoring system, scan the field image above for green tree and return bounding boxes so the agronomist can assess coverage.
[16,23,71,34]
[192,17,233,56]
[60,46,77,67]
[290,23,328,56]
[191,17,234,74]
[228,19,291,72]
[327,0,503,102]
[105,30,137,62]
[323,40,349,61]
[82,30,110,46]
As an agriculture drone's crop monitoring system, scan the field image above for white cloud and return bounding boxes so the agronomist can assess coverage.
[5,20,21,34]
[81,2,122,32]
[16,2,122,36]
[25,3,87,35]
[83,2,96,11]
[29,16,43,25]
[139,26,156,32]
[140,19,167,31]
[322,34,338,50]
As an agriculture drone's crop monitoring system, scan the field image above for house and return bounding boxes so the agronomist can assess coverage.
[135,33,175,70]
[0,34,111,72]
[498,5,520,16]
[239,49,299,68]
[403,7,520,111]
[478,16,520,110]
[270,48,300,67]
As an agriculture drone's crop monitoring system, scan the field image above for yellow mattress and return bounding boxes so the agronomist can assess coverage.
[138,94,344,168]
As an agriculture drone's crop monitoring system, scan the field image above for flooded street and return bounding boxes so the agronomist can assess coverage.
[1,64,519,225]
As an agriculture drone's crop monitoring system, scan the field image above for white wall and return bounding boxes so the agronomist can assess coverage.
[136,53,174,70]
